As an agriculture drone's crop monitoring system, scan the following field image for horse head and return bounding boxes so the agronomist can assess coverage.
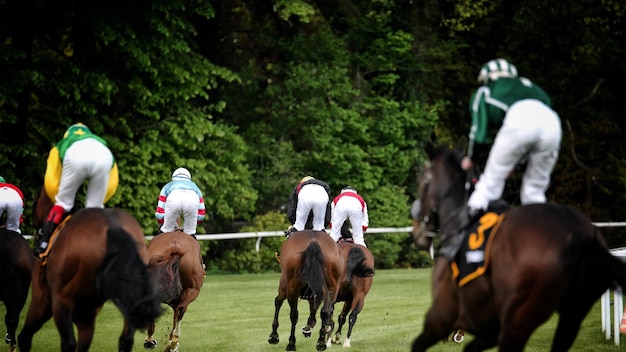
[411,146,467,250]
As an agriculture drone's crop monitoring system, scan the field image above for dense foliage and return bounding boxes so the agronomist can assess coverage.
[1,0,624,272]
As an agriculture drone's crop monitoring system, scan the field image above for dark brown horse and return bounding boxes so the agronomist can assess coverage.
[411,145,626,351]
[18,186,162,352]
[331,240,375,348]
[143,231,204,352]
[268,230,345,351]
[0,229,33,352]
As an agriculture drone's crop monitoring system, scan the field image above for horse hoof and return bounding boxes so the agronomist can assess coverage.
[453,332,464,343]
[268,335,279,344]
[143,339,157,350]
[301,326,312,338]
[286,344,296,351]
[316,341,327,351]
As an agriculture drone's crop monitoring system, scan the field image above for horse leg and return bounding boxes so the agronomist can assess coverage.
[287,296,299,351]
[73,307,99,352]
[143,321,158,350]
[550,294,598,351]
[302,297,317,338]
[412,258,459,352]
[165,306,184,352]
[3,299,22,352]
[316,291,336,351]
[18,269,52,352]
[331,301,350,345]
[118,320,136,352]
[343,293,366,348]
[51,299,78,352]
[268,295,284,345]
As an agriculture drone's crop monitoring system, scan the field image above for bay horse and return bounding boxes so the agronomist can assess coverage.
[331,240,375,348]
[18,186,162,352]
[268,230,345,351]
[0,229,33,352]
[411,145,626,351]
[144,230,204,352]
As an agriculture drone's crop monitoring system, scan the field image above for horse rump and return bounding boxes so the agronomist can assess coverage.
[99,226,163,329]
[346,246,374,282]
[149,254,183,304]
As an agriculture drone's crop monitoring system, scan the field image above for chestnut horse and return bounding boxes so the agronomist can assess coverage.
[268,230,345,351]
[144,231,204,352]
[0,229,33,352]
[411,145,626,351]
[331,240,375,348]
[18,186,162,352]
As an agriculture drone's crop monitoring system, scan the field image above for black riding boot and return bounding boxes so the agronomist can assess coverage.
[438,205,482,261]
[35,220,56,256]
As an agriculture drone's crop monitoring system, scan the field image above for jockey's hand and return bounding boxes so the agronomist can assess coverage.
[461,156,473,171]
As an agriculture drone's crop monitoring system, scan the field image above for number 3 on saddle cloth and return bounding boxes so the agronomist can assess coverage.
[451,210,506,287]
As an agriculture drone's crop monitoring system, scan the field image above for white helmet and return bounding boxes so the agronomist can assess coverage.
[477,58,518,85]
[172,167,191,180]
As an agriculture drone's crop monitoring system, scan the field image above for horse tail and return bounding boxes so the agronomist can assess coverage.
[100,227,163,330]
[149,253,183,304]
[346,246,375,282]
[587,228,626,290]
[299,241,326,304]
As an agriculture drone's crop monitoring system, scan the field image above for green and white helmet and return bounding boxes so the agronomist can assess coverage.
[477,58,518,85]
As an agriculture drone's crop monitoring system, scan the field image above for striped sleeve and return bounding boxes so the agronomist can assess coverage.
[155,188,168,224]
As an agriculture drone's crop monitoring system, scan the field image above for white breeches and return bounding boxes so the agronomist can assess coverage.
[160,189,201,235]
[56,139,114,211]
[468,99,562,210]
[330,196,366,247]
[0,188,23,234]
[294,184,329,231]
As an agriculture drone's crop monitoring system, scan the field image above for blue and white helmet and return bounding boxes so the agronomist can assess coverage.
[172,167,192,180]
[477,58,518,85]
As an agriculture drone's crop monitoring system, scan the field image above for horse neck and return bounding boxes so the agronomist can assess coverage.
[433,165,466,231]
[33,186,53,229]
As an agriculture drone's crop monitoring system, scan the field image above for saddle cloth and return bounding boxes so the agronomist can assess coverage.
[451,210,506,287]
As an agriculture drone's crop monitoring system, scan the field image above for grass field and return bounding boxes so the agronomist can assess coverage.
[3,268,625,351]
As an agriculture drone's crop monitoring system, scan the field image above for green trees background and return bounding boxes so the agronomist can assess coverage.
[1,0,624,272]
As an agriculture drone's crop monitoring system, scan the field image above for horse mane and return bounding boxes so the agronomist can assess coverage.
[430,145,464,173]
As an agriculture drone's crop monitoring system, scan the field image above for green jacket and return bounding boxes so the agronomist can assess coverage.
[468,77,551,152]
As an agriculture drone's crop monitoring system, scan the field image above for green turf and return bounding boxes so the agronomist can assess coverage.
[3,268,625,351]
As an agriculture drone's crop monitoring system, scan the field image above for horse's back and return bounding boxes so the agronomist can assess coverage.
[281,230,340,256]
[476,203,603,322]
[46,208,148,288]
[492,203,596,270]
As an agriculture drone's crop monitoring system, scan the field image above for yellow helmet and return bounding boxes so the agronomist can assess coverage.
[300,176,315,183]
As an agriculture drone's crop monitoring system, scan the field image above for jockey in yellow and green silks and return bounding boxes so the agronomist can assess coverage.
[36,123,118,256]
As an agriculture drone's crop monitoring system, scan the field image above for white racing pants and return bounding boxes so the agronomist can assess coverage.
[469,99,562,210]
[294,184,329,231]
[330,196,367,247]
[0,187,23,233]
[160,189,201,235]
[56,139,114,211]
